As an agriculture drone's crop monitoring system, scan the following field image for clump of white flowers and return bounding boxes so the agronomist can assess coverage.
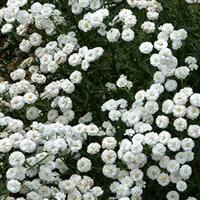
[0,0,199,199]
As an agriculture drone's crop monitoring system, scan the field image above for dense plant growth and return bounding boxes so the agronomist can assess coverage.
[0,0,200,199]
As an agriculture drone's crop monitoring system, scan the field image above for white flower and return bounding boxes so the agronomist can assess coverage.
[176,180,187,192]
[63,43,74,55]
[139,42,153,54]
[58,96,72,112]
[16,24,28,36]
[166,191,179,200]
[9,133,23,148]
[81,59,90,71]
[9,151,25,167]
[54,51,67,64]
[29,33,42,46]
[83,192,95,200]
[187,125,200,138]
[159,23,174,34]
[185,151,195,162]
[60,79,75,94]
[101,149,117,164]
[144,101,159,114]
[145,88,159,101]
[10,69,26,81]
[88,13,103,28]
[162,100,174,114]
[115,184,130,197]
[70,70,82,84]
[55,192,66,200]
[102,137,117,149]
[154,39,168,51]
[68,53,82,67]
[84,49,97,62]
[186,197,197,200]
[190,93,200,107]
[27,191,42,200]
[157,173,170,186]
[130,168,143,181]
[70,140,82,152]
[7,119,23,132]
[92,186,104,197]
[109,110,121,121]
[119,9,132,21]
[38,166,54,182]
[0,138,12,153]
[23,92,37,104]
[150,54,161,67]
[141,21,155,33]
[71,2,83,14]
[156,115,169,129]
[17,10,31,24]
[77,157,92,173]
[175,66,190,79]
[153,71,165,84]
[90,0,101,10]
[167,138,181,152]
[87,143,101,155]
[124,14,137,27]
[152,143,166,156]
[78,19,92,32]
[47,109,58,122]
[131,186,143,198]
[165,79,177,92]
[159,131,171,144]
[179,164,192,179]
[170,29,187,41]
[157,32,169,40]
[147,165,161,180]
[102,164,118,179]
[58,180,76,192]
[79,0,90,8]
[122,151,134,163]
[20,139,36,153]
[170,172,182,184]
[147,11,159,20]
[173,105,186,117]
[7,179,21,193]
[121,29,135,42]
[26,107,41,120]
[144,132,159,146]
[180,87,193,97]
[175,152,187,165]
[185,56,197,64]
[106,28,120,42]
[116,74,130,88]
[173,92,188,105]
[167,160,180,173]
[10,96,25,110]
[159,156,170,169]
[173,118,187,132]
[19,39,32,53]
[1,23,13,34]
[188,63,198,71]
[86,124,99,136]
[181,138,194,151]
[31,73,46,84]
[131,141,143,154]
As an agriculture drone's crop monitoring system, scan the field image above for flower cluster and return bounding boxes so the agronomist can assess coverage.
[0,0,199,200]
[1,1,65,35]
